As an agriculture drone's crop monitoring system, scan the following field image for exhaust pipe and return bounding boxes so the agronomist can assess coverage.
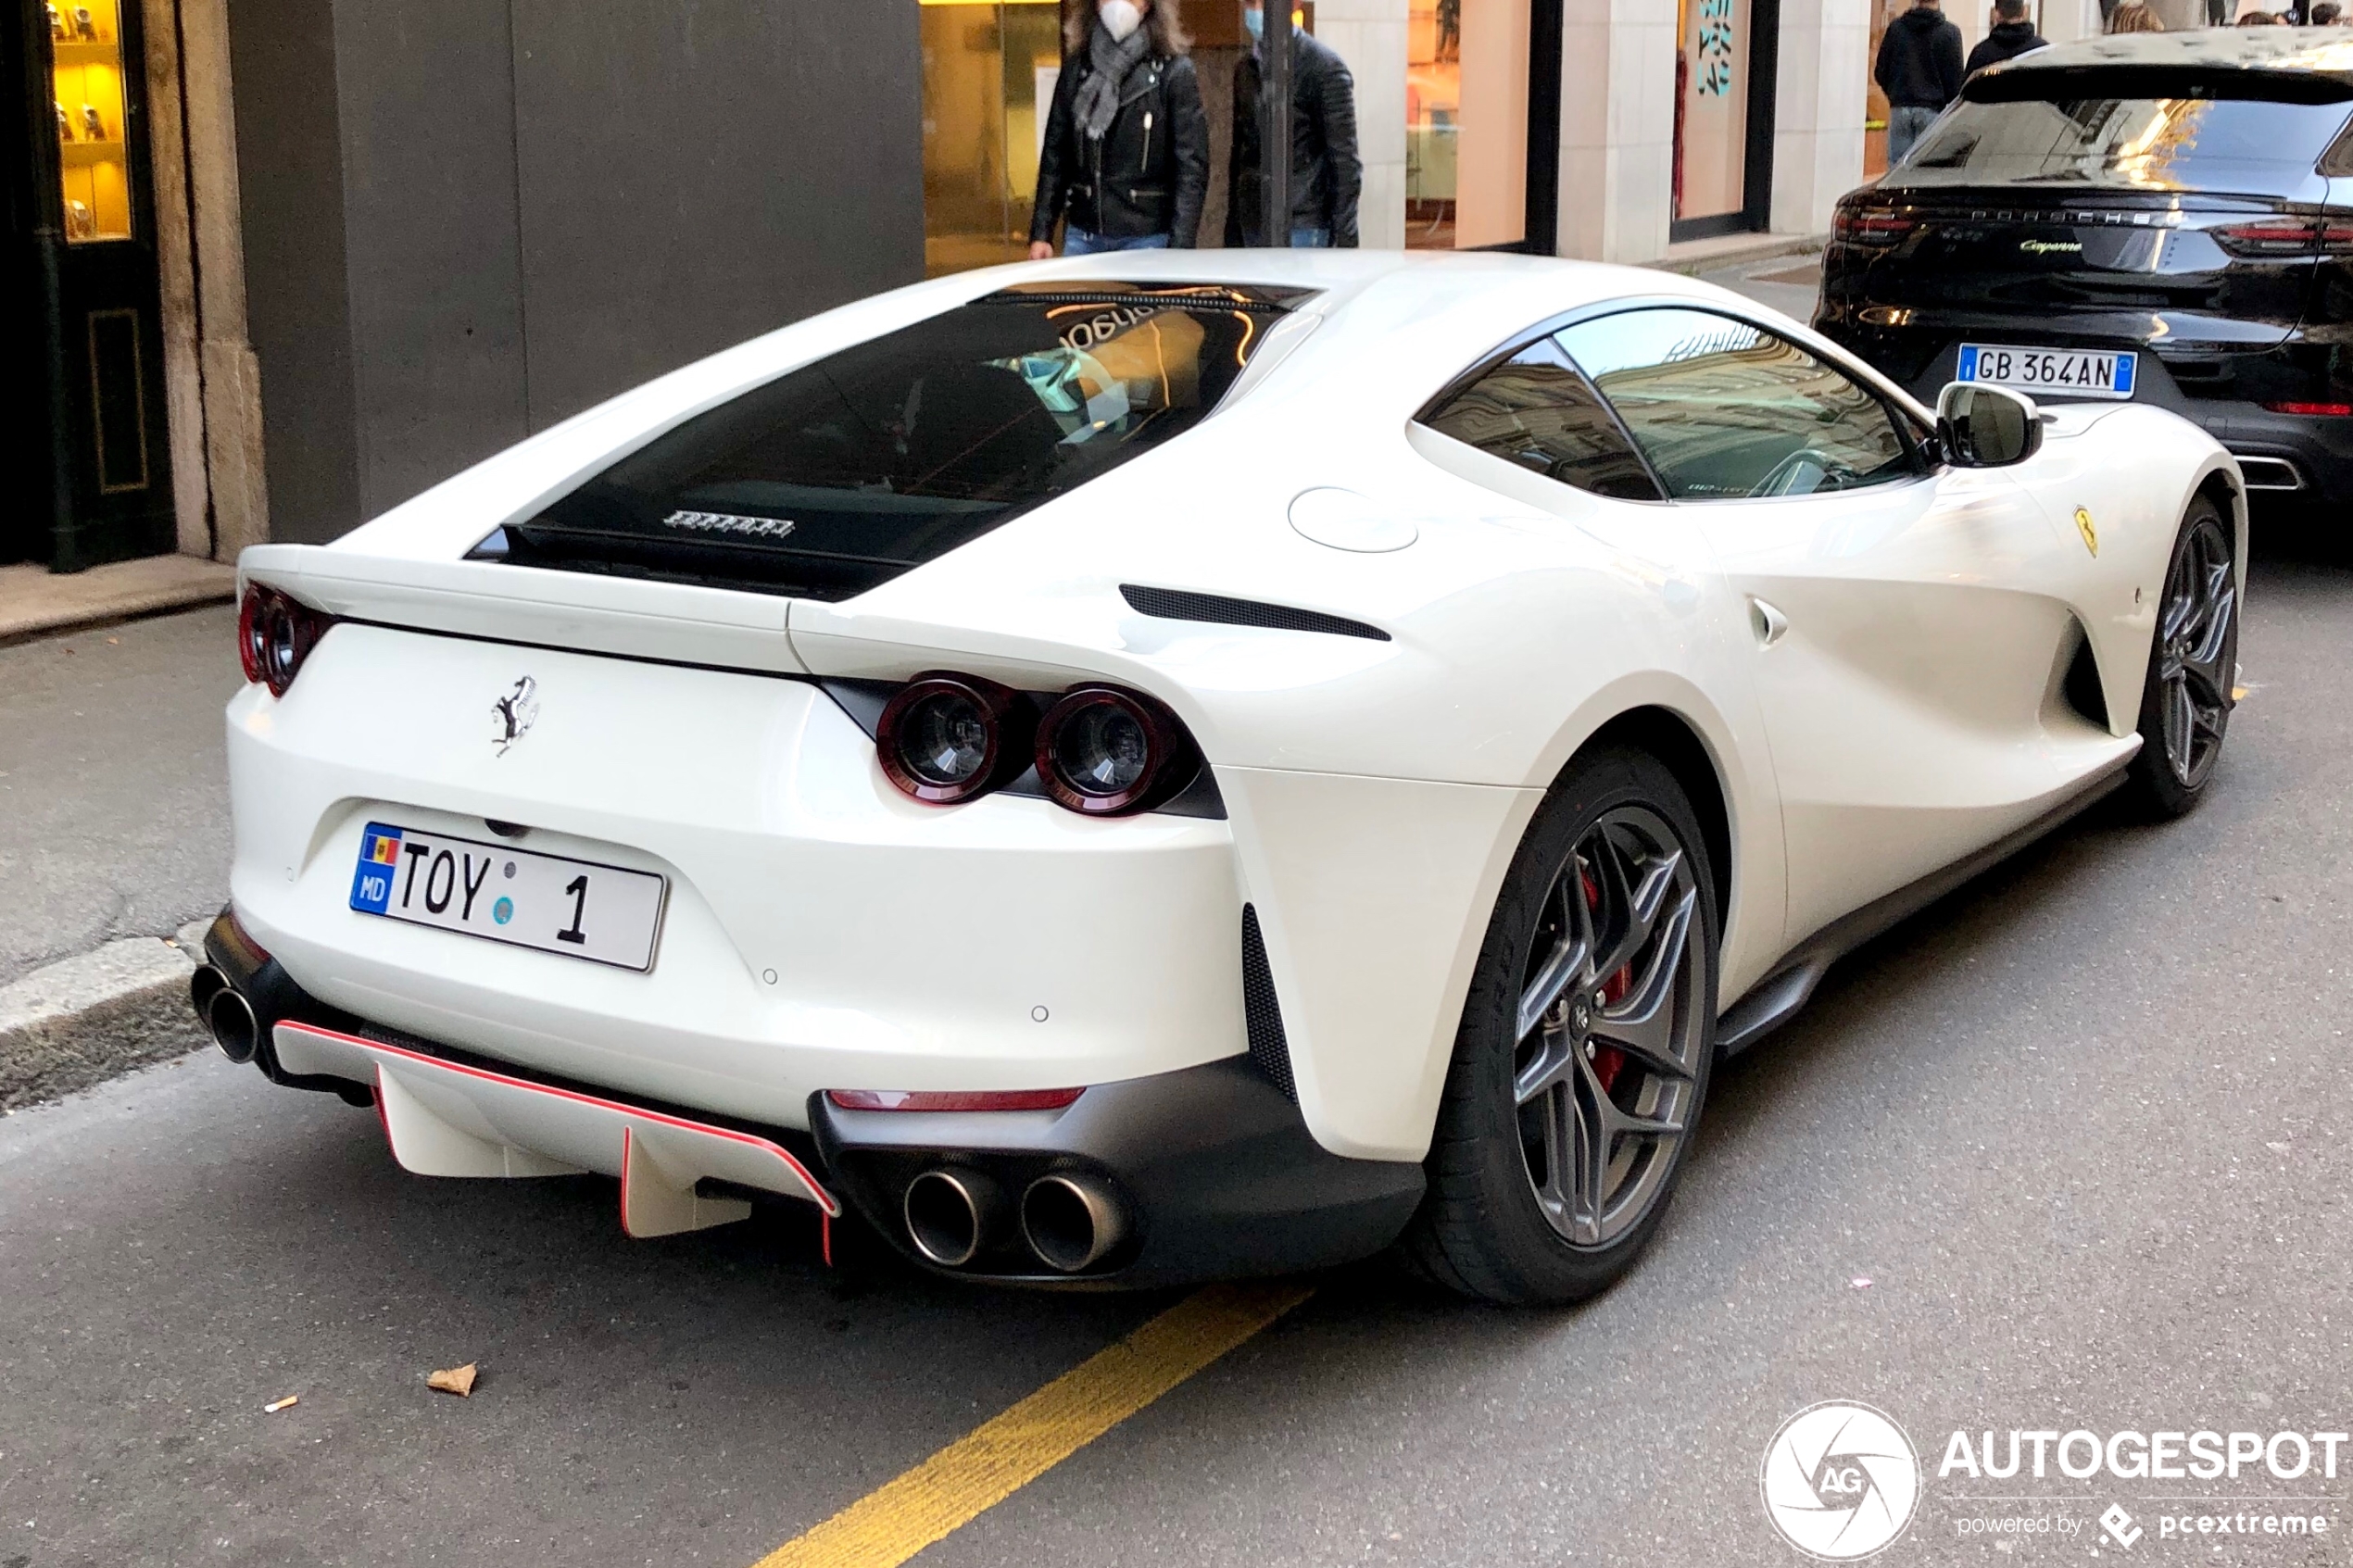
[204,979,260,1065]
[902,1168,1005,1268]
[1021,1173,1126,1273]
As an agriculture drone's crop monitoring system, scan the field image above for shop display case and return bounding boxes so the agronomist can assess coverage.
[49,0,133,242]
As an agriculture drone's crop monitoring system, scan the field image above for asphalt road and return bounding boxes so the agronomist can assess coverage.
[4,533,2348,1568]
[0,605,241,985]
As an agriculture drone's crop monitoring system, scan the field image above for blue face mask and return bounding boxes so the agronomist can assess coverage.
[1243,6,1264,38]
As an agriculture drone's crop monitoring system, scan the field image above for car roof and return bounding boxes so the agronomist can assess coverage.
[1976,29,2353,89]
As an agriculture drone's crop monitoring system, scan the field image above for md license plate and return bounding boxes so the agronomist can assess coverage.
[348,822,667,971]
[1957,343,2137,400]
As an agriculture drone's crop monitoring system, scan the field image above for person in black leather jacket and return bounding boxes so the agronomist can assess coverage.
[1225,1,1361,247]
[1029,0,1210,255]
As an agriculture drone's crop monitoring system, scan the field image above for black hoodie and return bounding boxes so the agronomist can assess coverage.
[1966,19,2046,75]
[1875,6,1965,109]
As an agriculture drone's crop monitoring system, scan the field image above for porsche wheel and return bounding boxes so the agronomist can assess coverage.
[1403,747,1718,1305]
[2124,495,2237,820]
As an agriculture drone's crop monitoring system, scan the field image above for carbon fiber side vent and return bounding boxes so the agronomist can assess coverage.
[1239,904,1297,1102]
[1121,584,1390,642]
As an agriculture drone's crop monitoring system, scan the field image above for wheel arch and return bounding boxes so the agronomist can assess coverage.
[1574,706,1733,944]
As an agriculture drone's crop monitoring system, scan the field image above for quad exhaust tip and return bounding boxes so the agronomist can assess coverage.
[191,965,260,1065]
[902,1168,1004,1268]
[1021,1173,1126,1274]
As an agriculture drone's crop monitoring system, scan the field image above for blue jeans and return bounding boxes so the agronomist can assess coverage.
[1063,228,1172,256]
[1886,106,1941,167]
[1289,227,1332,248]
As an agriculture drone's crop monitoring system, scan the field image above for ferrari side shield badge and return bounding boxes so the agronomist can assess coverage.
[2074,507,2099,558]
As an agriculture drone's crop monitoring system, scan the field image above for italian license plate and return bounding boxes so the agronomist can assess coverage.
[348,822,667,971]
[1957,343,2137,400]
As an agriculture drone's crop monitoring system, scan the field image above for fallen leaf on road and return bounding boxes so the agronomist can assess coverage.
[263,1395,297,1412]
[427,1363,478,1397]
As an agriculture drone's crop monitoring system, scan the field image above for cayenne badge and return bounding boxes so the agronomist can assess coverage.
[492,676,539,756]
[2074,507,2098,558]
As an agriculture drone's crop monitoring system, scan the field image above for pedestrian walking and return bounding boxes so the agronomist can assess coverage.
[1875,0,1964,166]
[1225,0,1362,248]
[2315,2,2343,23]
[1967,0,2046,70]
[1029,0,1210,257]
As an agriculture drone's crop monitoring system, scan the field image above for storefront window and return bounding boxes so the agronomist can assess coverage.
[1406,0,1528,248]
[48,0,132,242]
[1671,0,1752,234]
[921,0,1063,277]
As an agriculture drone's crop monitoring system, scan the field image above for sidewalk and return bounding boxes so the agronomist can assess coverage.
[0,605,238,1105]
[1,605,239,987]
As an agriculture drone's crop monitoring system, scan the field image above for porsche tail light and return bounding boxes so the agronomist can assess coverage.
[2213,220,2353,257]
[875,672,1029,805]
[237,585,334,696]
[1036,685,1190,817]
[826,1087,1084,1112]
[1833,206,1916,248]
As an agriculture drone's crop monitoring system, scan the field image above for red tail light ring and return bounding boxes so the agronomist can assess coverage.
[1035,685,1189,817]
[875,672,1029,805]
[237,585,334,696]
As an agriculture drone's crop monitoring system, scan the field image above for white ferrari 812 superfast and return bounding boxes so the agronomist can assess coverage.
[199,252,2242,1302]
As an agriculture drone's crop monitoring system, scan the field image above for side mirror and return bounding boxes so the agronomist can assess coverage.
[1936,383,2043,468]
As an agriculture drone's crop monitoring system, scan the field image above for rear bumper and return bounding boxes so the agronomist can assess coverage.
[200,907,1421,1286]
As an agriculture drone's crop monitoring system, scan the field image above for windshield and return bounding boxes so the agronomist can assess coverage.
[484,282,1310,599]
[1907,92,2353,187]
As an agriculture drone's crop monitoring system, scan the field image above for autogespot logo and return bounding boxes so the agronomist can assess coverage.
[1763,1401,1923,1561]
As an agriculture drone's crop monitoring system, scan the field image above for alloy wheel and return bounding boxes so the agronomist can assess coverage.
[1511,806,1705,1249]
[2157,516,2235,790]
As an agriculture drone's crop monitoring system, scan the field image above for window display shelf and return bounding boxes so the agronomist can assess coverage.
[60,139,126,168]
[52,40,119,65]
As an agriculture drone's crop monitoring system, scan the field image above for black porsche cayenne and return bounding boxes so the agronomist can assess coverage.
[1818,31,2353,508]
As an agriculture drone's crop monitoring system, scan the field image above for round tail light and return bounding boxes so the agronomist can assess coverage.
[237,585,332,696]
[876,673,1027,805]
[1036,686,1187,816]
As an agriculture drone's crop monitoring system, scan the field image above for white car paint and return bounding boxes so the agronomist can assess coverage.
[228,250,2244,1168]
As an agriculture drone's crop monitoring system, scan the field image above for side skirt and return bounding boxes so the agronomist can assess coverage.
[1716,753,2136,1057]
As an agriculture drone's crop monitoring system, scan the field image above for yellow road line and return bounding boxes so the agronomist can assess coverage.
[752,1279,1314,1568]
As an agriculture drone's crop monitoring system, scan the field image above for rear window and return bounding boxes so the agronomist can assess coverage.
[1912,86,2353,182]
[478,282,1310,599]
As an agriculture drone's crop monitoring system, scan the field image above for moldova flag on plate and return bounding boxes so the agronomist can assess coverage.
[350,823,403,913]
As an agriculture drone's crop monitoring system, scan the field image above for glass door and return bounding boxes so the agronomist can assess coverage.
[920,0,1063,277]
[1405,0,1560,251]
[1670,0,1776,242]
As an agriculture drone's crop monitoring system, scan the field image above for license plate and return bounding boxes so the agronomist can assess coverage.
[348,822,667,971]
[1957,343,2137,400]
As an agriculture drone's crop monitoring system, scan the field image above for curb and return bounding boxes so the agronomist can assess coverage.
[1642,231,1826,277]
[0,922,214,1112]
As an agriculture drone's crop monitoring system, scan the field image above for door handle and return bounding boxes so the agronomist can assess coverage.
[1749,596,1790,648]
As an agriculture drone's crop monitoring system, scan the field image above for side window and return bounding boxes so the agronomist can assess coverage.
[1554,308,1919,500]
[1419,335,1664,501]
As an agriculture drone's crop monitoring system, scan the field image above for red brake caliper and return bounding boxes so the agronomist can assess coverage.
[1580,868,1635,1093]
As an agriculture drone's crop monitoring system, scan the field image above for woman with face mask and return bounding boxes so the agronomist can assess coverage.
[1028,0,1209,256]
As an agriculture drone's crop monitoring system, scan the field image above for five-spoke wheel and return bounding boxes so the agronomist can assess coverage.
[2128,495,2238,818]
[1404,746,1718,1304]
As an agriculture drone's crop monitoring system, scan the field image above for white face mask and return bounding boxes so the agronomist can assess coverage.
[1100,0,1144,42]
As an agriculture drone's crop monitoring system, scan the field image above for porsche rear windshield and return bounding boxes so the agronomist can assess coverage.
[477,282,1312,600]
[1912,74,2353,182]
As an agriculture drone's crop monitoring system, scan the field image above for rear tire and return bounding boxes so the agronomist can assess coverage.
[1401,746,1718,1306]
[2122,495,2237,820]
